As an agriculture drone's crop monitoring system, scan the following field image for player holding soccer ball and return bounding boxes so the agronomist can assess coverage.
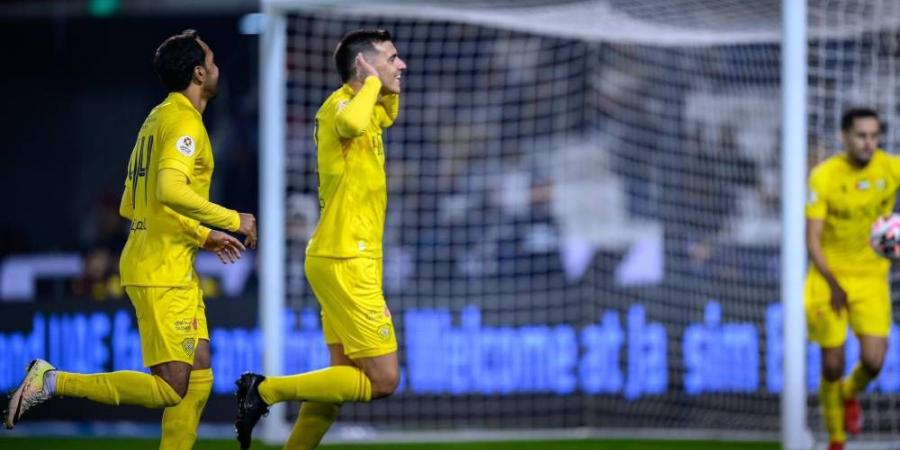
[806,108,899,450]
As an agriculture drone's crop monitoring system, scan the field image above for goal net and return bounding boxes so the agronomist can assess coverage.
[262,0,900,444]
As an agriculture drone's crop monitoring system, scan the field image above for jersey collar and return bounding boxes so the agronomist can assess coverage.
[166,92,202,117]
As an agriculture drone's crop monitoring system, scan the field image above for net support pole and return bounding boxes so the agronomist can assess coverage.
[259,1,290,444]
[781,1,812,449]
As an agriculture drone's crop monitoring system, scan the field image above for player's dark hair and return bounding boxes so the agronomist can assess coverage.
[334,29,393,83]
[153,29,207,92]
[841,107,882,132]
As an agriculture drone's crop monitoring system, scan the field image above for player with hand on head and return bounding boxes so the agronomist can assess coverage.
[4,29,257,450]
[234,28,405,450]
[806,107,900,450]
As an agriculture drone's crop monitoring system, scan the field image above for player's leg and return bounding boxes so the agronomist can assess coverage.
[160,288,214,450]
[4,286,198,428]
[839,334,886,437]
[820,346,847,446]
[805,269,849,447]
[842,273,891,436]
[352,352,399,400]
[235,257,394,449]
[250,257,391,405]
[283,344,350,450]
[58,284,200,401]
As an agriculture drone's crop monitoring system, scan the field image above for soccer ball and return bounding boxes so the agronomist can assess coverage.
[870,213,900,259]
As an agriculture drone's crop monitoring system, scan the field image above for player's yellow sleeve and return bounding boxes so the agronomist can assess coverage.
[176,214,212,248]
[806,166,828,219]
[157,111,205,178]
[334,76,381,139]
[157,168,240,232]
[377,94,400,128]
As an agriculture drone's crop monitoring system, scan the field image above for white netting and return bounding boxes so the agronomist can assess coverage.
[272,0,900,442]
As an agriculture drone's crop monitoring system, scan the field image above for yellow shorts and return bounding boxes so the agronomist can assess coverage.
[305,256,397,359]
[125,285,208,368]
[804,268,891,348]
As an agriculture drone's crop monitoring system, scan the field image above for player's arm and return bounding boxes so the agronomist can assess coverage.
[377,94,400,128]
[806,219,840,288]
[805,169,847,313]
[119,153,134,220]
[157,169,257,249]
[156,114,257,247]
[157,168,239,231]
[174,214,212,249]
[161,175,249,260]
[334,55,382,138]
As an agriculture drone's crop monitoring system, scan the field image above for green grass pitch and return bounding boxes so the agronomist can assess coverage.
[0,437,780,450]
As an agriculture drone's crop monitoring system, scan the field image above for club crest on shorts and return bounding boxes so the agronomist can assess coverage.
[377,324,392,341]
[182,338,196,357]
[176,135,195,157]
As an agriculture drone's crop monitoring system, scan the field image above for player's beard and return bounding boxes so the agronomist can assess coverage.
[204,81,219,100]
[849,150,872,167]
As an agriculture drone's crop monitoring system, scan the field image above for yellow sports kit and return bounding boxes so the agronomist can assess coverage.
[119,92,239,367]
[306,76,399,359]
[805,150,900,347]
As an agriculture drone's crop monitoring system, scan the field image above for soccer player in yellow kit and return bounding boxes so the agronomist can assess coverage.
[234,29,405,450]
[4,29,257,450]
[806,108,899,450]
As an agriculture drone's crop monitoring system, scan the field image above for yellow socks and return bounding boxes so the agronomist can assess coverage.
[258,366,372,405]
[56,371,181,408]
[284,402,340,450]
[160,369,213,450]
[841,364,875,399]
[820,379,846,443]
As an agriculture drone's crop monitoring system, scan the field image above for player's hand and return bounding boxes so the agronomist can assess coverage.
[355,53,378,81]
[203,230,246,264]
[238,213,258,250]
[829,281,848,315]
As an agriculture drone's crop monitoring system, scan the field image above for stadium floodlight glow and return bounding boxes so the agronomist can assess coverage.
[240,13,265,35]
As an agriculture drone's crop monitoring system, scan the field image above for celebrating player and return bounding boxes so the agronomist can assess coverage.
[234,29,405,449]
[806,107,898,450]
[4,29,257,450]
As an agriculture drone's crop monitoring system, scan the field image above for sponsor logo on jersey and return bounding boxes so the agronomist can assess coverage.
[857,179,870,191]
[174,319,193,332]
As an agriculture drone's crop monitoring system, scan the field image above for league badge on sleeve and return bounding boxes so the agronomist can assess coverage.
[177,135,195,157]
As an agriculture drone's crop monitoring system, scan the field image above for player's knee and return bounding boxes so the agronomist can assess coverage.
[822,362,844,381]
[370,370,400,399]
[862,355,885,376]
[160,375,190,400]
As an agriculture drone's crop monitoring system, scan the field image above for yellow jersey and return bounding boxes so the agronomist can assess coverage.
[119,92,238,286]
[306,77,399,259]
[806,149,900,275]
